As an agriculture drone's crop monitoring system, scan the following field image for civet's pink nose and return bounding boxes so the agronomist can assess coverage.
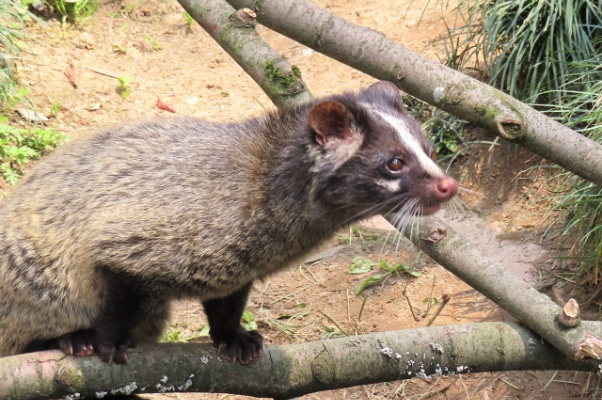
[434,177,458,201]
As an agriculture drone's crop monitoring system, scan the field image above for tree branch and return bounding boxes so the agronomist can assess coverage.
[1,323,599,400]
[396,215,602,362]
[178,0,312,107]
[224,0,602,187]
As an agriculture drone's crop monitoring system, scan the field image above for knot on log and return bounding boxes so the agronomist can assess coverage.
[236,8,257,24]
[311,348,335,384]
[420,220,447,243]
[496,117,524,140]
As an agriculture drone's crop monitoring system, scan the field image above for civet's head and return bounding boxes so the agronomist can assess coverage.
[307,81,457,220]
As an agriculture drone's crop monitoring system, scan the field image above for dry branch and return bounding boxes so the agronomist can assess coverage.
[397,215,602,362]
[1,323,599,400]
[225,0,602,187]
[178,0,312,107]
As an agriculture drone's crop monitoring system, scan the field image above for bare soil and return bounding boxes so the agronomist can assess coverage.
[7,0,598,398]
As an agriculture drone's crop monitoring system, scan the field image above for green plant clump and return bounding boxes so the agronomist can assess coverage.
[349,257,420,296]
[443,1,602,293]
[403,94,464,159]
[0,0,35,105]
[0,116,68,185]
[446,0,602,105]
[51,0,98,23]
[546,61,602,287]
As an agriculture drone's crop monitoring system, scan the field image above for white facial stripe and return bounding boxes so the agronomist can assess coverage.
[376,178,401,192]
[374,110,444,177]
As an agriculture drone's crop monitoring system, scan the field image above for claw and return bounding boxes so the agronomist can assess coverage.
[213,327,264,364]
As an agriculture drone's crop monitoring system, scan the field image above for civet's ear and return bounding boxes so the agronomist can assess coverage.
[308,100,355,146]
[361,81,403,109]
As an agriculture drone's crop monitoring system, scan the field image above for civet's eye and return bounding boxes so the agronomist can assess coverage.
[386,157,404,172]
[430,151,437,162]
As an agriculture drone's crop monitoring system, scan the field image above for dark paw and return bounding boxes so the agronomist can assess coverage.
[212,326,263,364]
[58,329,95,357]
[97,342,129,365]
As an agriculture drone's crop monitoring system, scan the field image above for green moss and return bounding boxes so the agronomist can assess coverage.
[265,61,302,88]
[474,106,498,120]
[499,120,523,139]
[57,364,86,390]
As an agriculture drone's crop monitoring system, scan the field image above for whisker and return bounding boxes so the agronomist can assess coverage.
[457,186,484,197]
[443,195,471,219]
[390,198,420,253]
[340,193,412,227]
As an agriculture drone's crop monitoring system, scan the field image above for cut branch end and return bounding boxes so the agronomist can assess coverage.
[558,298,581,328]
[574,333,602,360]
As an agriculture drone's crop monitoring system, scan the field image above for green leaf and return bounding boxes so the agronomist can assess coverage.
[2,163,19,185]
[390,262,421,278]
[422,297,439,305]
[354,273,386,296]
[118,75,131,87]
[241,309,257,331]
[348,256,376,274]
[242,309,254,323]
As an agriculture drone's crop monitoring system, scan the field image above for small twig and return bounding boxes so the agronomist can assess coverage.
[498,377,520,390]
[358,296,368,323]
[580,372,592,397]
[270,288,306,304]
[420,379,455,399]
[402,282,420,321]
[420,276,437,318]
[426,294,451,327]
[319,311,350,336]
[394,380,407,396]
[541,370,558,391]
[458,375,470,400]
[298,264,321,286]
[552,272,577,284]
[85,66,122,79]
[255,280,270,310]
[346,289,351,324]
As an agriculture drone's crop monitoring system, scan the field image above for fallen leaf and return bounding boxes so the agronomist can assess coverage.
[156,98,176,113]
[15,108,49,123]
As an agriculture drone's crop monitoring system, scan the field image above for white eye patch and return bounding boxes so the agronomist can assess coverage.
[375,178,402,192]
[372,110,445,178]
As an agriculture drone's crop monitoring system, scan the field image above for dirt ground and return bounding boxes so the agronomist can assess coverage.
[6,0,600,398]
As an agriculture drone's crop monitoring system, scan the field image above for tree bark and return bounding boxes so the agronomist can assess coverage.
[224,0,602,187]
[178,0,312,108]
[393,215,602,362]
[1,322,599,400]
